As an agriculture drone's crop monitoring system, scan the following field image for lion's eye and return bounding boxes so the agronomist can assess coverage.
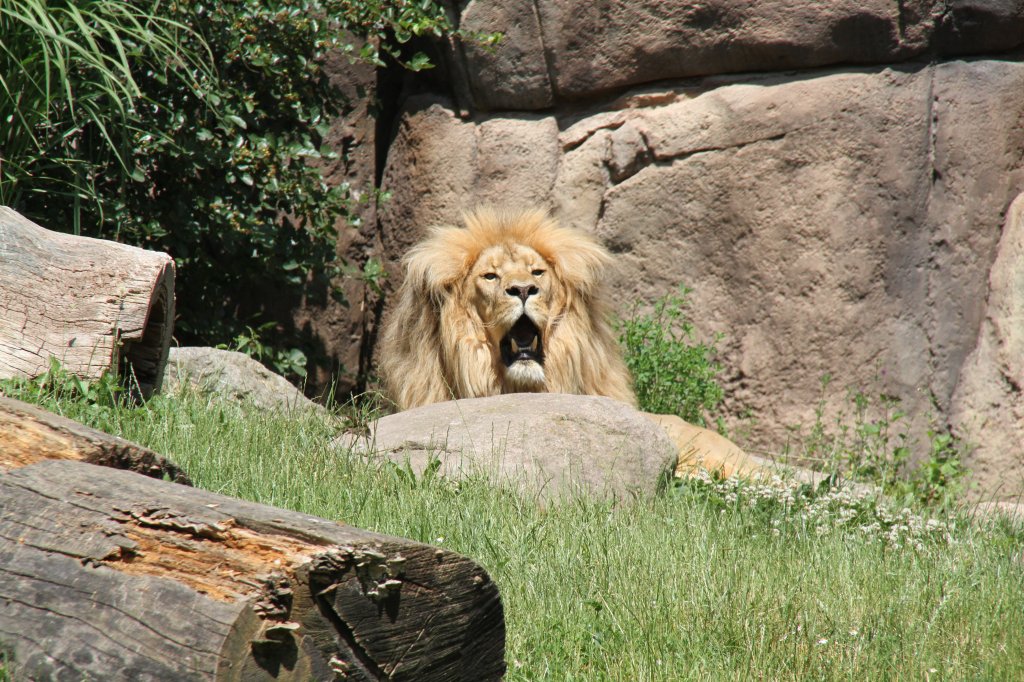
[531,269,545,277]
[482,273,498,281]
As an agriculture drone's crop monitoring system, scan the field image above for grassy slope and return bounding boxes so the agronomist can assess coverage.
[10,389,1024,680]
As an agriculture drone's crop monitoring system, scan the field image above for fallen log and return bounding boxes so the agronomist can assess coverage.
[0,459,505,681]
[0,206,174,397]
[0,394,190,483]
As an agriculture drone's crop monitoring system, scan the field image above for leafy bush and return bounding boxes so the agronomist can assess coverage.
[3,0,475,363]
[217,322,309,381]
[617,286,724,425]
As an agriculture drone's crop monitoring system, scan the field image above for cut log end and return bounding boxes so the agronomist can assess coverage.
[120,259,175,398]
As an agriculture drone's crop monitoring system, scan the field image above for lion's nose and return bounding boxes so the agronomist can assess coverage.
[506,284,539,302]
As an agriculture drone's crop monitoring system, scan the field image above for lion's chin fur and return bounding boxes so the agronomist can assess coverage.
[502,360,546,393]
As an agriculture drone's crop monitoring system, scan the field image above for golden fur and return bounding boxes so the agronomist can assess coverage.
[379,207,636,410]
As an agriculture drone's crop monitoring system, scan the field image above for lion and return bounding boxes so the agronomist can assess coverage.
[379,207,635,409]
[378,207,759,479]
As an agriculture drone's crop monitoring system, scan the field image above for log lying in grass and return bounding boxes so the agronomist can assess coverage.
[0,395,190,484]
[0,206,174,397]
[0,459,506,681]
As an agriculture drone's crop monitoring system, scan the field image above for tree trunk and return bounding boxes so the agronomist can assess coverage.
[0,206,174,397]
[0,394,190,483]
[0,459,506,681]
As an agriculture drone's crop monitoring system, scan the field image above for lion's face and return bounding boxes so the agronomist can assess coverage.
[379,207,636,410]
[465,243,554,391]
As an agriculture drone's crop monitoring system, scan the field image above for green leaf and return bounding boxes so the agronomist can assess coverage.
[406,52,433,72]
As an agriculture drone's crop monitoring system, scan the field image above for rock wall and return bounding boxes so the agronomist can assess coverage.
[310,1,1024,497]
[455,0,1024,110]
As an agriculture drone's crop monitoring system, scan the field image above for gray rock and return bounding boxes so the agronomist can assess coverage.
[337,394,677,502]
[162,347,323,413]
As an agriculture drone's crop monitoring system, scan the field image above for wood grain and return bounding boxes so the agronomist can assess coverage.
[0,207,174,397]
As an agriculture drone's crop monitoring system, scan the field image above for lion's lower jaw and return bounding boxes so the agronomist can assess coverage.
[501,360,546,393]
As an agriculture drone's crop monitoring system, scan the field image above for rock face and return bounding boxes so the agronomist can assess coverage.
[339,394,678,501]
[287,45,384,396]
[952,194,1024,498]
[163,347,323,413]
[289,2,1024,498]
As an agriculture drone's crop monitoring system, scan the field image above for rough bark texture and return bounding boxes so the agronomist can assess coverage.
[0,460,505,681]
[0,395,190,484]
[0,207,174,397]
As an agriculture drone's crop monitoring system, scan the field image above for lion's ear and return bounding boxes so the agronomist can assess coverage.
[402,226,476,298]
[543,229,614,298]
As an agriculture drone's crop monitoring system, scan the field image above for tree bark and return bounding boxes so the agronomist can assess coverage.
[0,394,190,483]
[0,459,506,681]
[0,206,174,397]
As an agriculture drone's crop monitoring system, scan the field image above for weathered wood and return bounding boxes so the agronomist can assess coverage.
[0,460,506,681]
[0,206,174,397]
[0,395,190,483]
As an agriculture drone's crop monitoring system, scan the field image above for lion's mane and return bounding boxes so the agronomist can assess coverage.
[379,207,636,410]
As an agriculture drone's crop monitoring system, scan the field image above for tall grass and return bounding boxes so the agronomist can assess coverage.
[6,384,1020,679]
[0,0,209,226]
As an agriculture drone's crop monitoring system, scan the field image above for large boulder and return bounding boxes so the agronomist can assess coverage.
[378,60,1024,479]
[338,394,678,501]
[457,0,1024,110]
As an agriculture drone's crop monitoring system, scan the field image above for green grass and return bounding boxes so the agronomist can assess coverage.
[9,387,1024,679]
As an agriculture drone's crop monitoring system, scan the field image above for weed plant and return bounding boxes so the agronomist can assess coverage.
[617,286,724,426]
[787,374,969,507]
[5,381,1023,680]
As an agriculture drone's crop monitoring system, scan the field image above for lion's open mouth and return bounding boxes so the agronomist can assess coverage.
[500,315,543,367]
